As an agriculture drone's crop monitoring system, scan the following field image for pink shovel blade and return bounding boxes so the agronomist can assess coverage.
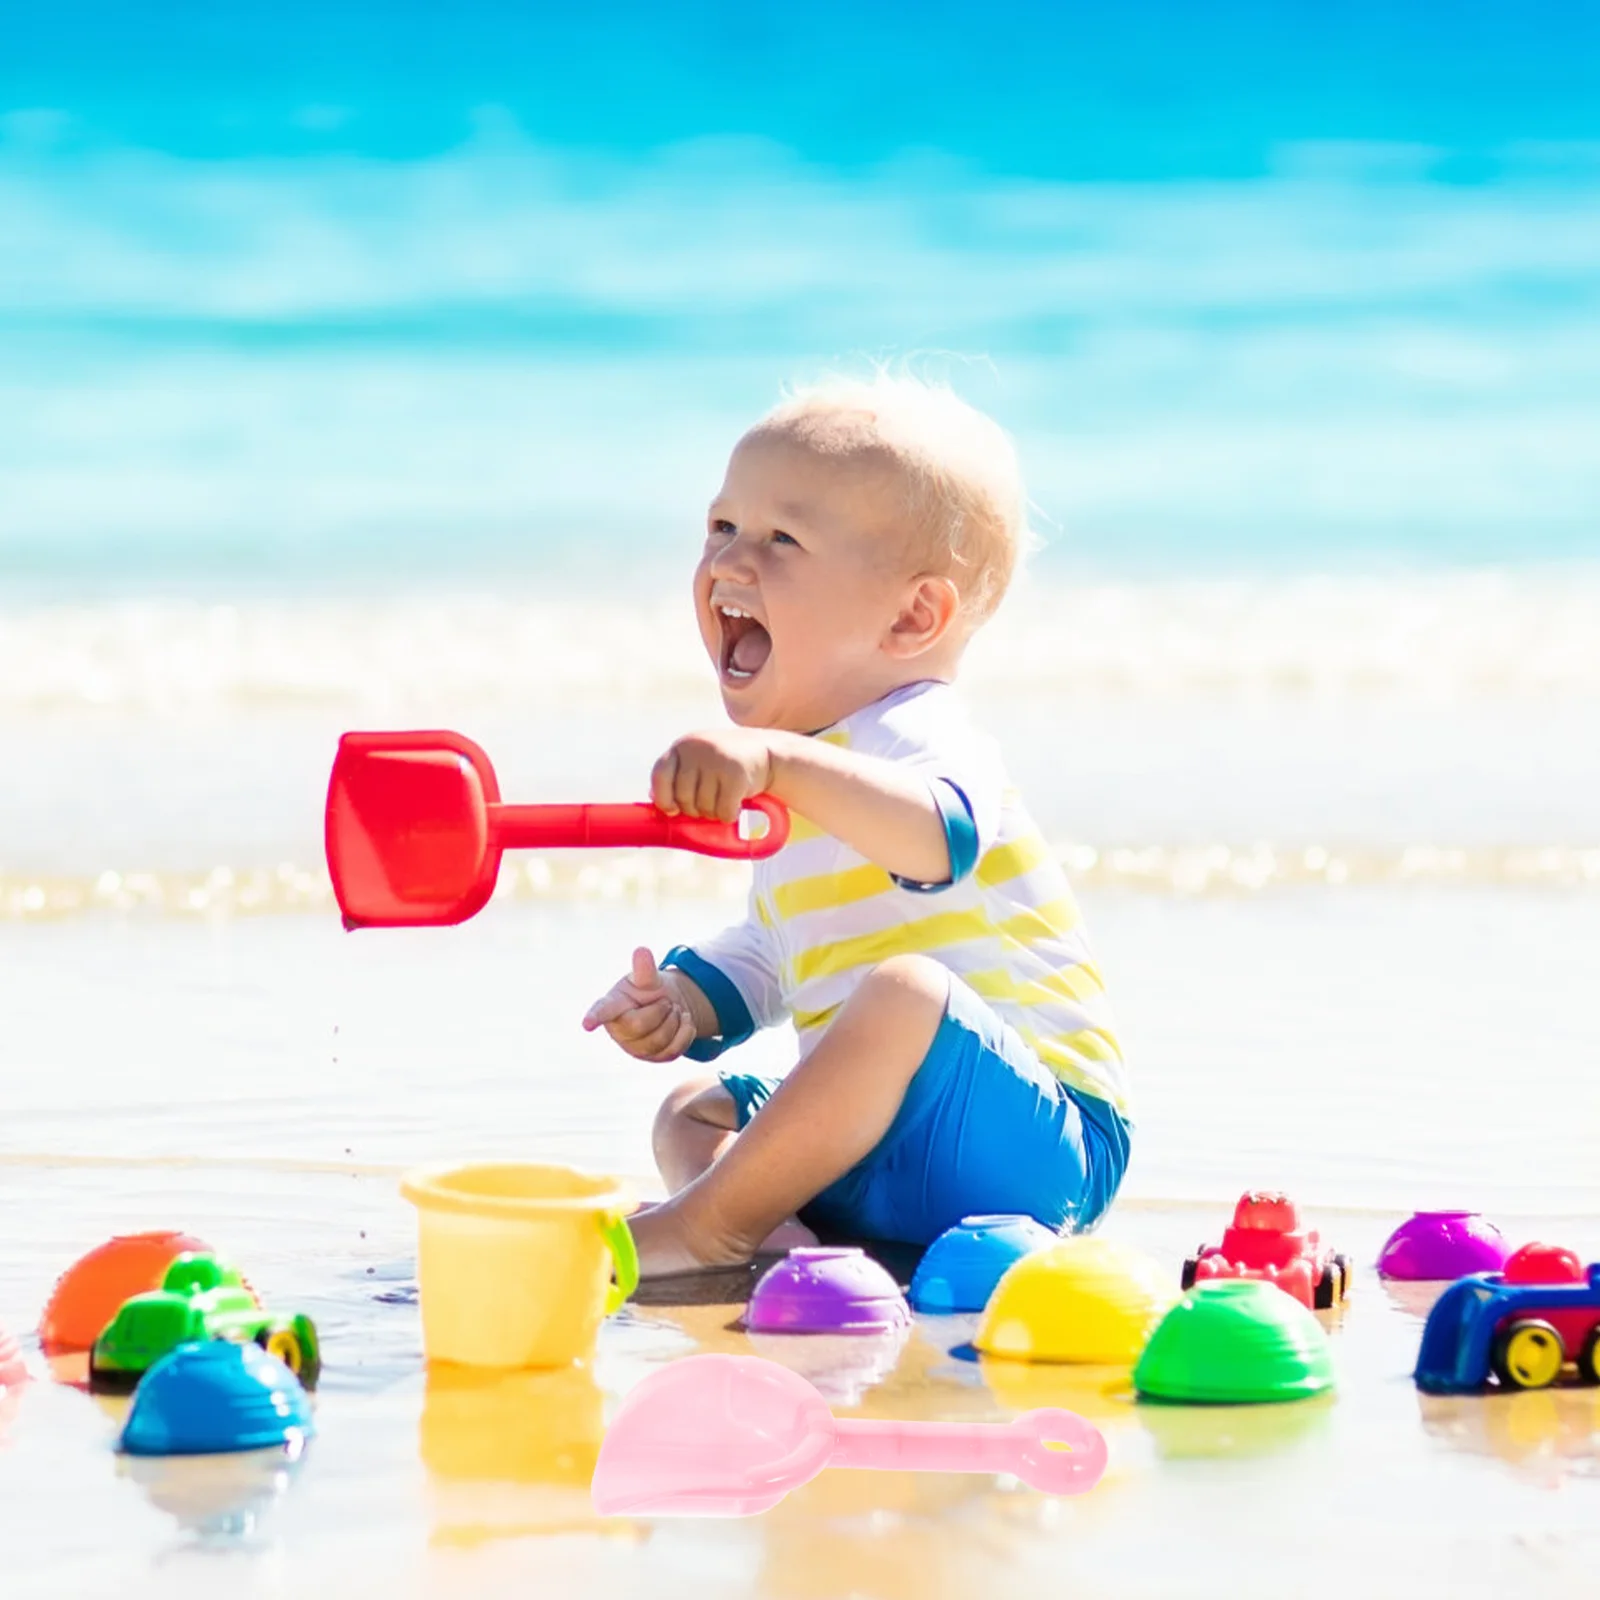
[590,1354,1107,1518]
[592,1355,835,1517]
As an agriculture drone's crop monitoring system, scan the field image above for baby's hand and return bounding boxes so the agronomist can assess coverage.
[581,946,697,1062]
[651,728,778,822]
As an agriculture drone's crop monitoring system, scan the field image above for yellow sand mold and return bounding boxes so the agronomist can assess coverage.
[974,1236,1171,1364]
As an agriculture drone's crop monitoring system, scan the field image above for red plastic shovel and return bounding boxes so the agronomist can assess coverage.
[325,730,789,928]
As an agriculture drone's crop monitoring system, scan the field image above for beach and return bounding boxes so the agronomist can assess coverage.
[2,569,1598,1596]
[6,12,1600,1584]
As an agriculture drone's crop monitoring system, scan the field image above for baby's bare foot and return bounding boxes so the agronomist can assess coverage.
[758,1217,819,1254]
[628,1197,812,1278]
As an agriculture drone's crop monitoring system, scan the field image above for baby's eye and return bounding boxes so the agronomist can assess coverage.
[771,530,799,548]
[708,518,736,537]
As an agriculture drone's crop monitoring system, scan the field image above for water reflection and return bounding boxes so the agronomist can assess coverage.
[1380,1278,1447,1324]
[117,1441,304,1545]
[1418,1387,1600,1488]
[744,1324,911,1406]
[420,1361,632,1548]
[1137,1393,1335,1461]
[44,1348,91,1389]
[0,1379,26,1443]
[975,1356,1135,1427]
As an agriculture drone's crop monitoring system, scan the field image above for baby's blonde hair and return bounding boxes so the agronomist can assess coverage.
[748,371,1029,625]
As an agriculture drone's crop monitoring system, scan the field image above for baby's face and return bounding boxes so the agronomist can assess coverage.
[695,432,926,732]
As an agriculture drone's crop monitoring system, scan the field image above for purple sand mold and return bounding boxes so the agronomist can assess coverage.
[1377,1210,1511,1281]
[746,1247,911,1334]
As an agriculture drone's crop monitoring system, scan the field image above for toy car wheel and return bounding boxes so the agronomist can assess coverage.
[1333,1254,1352,1302]
[1313,1264,1338,1310]
[259,1327,305,1377]
[86,1353,137,1395]
[1180,1257,1198,1291]
[1492,1319,1565,1390]
[1577,1326,1600,1386]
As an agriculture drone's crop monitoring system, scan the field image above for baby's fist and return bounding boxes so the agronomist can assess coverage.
[582,947,697,1062]
[651,728,774,823]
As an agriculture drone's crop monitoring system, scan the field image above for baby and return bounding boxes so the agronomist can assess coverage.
[582,374,1132,1277]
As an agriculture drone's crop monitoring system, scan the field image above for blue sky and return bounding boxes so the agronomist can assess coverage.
[3,3,1598,584]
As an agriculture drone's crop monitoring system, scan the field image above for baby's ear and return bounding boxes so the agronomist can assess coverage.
[887,575,960,657]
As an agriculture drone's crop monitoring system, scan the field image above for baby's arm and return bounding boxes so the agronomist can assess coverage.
[654,728,957,886]
[582,946,717,1062]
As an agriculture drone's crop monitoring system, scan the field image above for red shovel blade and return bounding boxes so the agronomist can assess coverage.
[326,731,791,928]
[326,731,502,928]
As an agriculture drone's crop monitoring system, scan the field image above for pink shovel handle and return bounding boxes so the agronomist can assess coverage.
[828,1408,1107,1496]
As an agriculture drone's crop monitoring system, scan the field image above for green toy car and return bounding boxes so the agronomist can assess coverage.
[89,1252,321,1392]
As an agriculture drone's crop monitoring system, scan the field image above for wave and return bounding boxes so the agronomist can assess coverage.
[3,567,1600,715]
[6,842,1598,922]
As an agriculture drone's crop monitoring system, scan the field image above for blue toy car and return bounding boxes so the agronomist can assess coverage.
[1415,1243,1600,1394]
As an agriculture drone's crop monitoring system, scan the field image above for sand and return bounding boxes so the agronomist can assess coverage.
[2,1177,1598,1600]
[1,898,1598,1598]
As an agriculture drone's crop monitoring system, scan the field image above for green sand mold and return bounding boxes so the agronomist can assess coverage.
[1134,1280,1335,1404]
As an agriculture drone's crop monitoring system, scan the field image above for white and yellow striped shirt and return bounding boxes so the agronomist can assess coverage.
[666,681,1131,1121]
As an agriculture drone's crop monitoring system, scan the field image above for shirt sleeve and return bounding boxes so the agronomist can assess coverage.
[887,726,1006,894]
[660,893,786,1062]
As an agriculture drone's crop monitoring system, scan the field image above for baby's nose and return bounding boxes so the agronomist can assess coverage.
[707,535,756,582]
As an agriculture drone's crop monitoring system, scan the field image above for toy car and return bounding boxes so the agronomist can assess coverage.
[89,1253,320,1392]
[1415,1242,1600,1394]
[1180,1191,1351,1310]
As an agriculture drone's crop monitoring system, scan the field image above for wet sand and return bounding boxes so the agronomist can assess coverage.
[2,1167,1598,1600]
[2,894,1597,1597]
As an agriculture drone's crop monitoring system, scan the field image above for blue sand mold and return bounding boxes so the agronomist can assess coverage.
[119,1340,315,1458]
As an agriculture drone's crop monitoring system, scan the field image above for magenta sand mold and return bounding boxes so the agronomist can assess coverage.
[1377,1211,1511,1281]
[746,1248,911,1335]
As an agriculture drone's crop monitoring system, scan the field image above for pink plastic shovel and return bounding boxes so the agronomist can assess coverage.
[590,1354,1107,1517]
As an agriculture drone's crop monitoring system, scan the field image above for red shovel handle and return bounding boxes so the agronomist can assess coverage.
[493,794,790,860]
[663,795,790,858]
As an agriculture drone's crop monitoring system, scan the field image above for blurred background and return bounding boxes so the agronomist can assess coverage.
[2,2,1598,1204]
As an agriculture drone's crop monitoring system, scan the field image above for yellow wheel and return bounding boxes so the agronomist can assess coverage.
[1578,1328,1600,1386]
[1492,1319,1565,1390]
[262,1327,304,1375]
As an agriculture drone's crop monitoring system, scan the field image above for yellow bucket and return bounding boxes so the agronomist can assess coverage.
[400,1162,638,1369]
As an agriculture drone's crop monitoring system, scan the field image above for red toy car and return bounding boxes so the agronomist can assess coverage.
[1181,1191,1351,1310]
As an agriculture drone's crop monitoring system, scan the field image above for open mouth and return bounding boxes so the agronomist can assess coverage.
[716,603,772,685]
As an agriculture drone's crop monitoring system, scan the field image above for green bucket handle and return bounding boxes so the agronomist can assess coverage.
[600,1210,639,1314]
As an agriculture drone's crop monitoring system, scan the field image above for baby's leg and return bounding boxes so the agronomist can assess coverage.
[652,1081,819,1254]
[650,1077,821,1254]
[652,1076,739,1194]
[628,954,948,1276]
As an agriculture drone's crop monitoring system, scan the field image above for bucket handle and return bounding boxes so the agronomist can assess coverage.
[600,1211,639,1314]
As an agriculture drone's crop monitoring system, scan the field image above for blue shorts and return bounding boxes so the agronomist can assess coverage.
[718,974,1131,1247]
